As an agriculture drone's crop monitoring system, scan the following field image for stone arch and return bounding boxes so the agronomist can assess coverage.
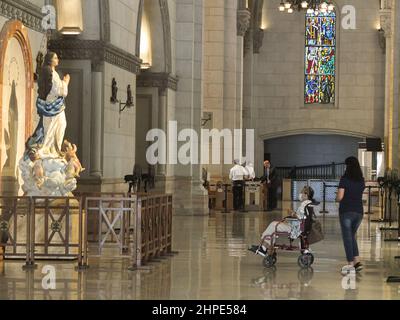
[259,129,374,141]
[159,0,172,73]
[0,20,34,191]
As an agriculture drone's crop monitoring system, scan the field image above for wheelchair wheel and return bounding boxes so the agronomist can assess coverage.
[263,254,277,268]
[298,253,314,268]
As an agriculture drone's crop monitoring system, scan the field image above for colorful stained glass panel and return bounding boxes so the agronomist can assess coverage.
[319,47,335,75]
[305,47,319,74]
[305,75,319,104]
[320,75,335,104]
[306,16,320,46]
[320,16,336,46]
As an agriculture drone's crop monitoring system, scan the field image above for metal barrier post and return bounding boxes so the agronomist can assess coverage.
[372,186,386,223]
[240,182,247,213]
[387,190,400,282]
[23,197,36,271]
[367,186,372,238]
[223,184,230,213]
[76,197,89,270]
[319,182,329,214]
[384,189,400,242]
[129,196,143,271]
[381,186,398,232]
[366,186,373,214]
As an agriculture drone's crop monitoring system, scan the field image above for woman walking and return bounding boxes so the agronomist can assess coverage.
[336,157,366,275]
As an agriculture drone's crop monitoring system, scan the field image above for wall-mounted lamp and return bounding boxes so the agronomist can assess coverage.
[110,78,134,114]
[201,112,213,128]
[56,0,83,35]
[120,85,134,113]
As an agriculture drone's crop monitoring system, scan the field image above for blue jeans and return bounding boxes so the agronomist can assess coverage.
[339,212,363,263]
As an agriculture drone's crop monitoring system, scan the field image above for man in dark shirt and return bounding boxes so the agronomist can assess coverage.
[261,160,279,211]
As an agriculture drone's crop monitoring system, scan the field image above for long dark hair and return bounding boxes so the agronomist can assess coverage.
[343,156,364,182]
[38,51,56,100]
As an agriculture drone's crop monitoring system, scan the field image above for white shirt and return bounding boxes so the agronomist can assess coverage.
[245,165,255,180]
[229,165,246,181]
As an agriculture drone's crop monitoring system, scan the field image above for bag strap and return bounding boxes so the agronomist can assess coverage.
[304,203,317,220]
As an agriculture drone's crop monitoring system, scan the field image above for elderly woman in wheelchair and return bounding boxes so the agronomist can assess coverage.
[249,186,320,268]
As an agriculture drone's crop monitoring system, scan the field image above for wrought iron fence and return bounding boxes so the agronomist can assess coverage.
[0,192,175,270]
[277,162,346,180]
[0,196,86,269]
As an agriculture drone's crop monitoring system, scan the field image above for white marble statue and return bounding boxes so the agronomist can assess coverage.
[19,52,84,197]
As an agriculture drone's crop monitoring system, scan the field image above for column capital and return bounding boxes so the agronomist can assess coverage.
[237,9,251,37]
[380,0,393,10]
[379,9,392,38]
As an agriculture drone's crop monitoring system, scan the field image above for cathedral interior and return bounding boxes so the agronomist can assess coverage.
[0,0,400,302]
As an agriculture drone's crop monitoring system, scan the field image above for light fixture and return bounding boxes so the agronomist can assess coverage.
[278,0,335,13]
[140,10,152,70]
[56,0,83,35]
[110,79,134,114]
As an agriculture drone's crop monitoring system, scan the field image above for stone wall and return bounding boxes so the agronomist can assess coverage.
[109,0,139,54]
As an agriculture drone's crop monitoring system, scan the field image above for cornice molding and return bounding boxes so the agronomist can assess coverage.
[48,39,142,74]
[0,0,44,33]
[137,71,178,91]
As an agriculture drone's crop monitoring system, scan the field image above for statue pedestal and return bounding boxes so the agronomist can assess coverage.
[7,199,82,259]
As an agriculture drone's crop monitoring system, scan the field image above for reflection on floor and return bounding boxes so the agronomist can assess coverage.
[0,201,399,300]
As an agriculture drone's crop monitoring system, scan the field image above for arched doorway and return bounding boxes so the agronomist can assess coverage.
[0,20,34,196]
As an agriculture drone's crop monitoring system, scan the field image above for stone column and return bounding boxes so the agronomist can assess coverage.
[380,0,399,169]
[90,69,103,177]
[173,0,208,215]
[237,8,251,161]
[158,87,167,177]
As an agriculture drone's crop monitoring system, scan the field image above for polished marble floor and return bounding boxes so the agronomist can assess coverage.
[0,202,400,300]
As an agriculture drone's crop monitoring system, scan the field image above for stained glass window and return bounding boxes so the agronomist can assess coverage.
[305,11,336,105]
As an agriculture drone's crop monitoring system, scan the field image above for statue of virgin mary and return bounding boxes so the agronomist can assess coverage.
[25,52,69,158]
[19,52,84,197]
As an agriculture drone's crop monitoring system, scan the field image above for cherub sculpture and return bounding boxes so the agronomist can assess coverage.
[62,140,85,179]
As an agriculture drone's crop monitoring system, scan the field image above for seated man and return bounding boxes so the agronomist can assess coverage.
[249,186,316,256]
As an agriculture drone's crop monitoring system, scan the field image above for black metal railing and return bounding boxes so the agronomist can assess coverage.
[276,162,346,180]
